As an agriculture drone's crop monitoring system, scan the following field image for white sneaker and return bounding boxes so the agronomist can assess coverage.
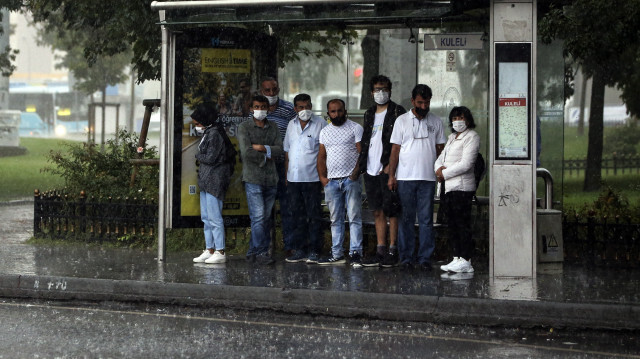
[193,250,213,263]
[447,257,474,273]
[440,257,459,271]
[205,250,226,264]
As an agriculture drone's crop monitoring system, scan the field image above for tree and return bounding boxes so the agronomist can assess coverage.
[540,0,640,191]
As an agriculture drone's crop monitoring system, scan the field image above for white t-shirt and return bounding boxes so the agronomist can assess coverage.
[319,119,364,178]
[390,111,446,181]
[366,110,386,175]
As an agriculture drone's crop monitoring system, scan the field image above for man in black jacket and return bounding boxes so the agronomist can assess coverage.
[358,75,406,267]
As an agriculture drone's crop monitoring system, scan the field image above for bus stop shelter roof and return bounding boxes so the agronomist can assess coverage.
[151,0,488,28]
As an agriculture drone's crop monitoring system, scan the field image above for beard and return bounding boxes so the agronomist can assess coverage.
[415,107,429,118]
[331,116,347,126]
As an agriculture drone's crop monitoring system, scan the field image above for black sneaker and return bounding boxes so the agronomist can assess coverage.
[381,251,398,268]
[246,253,256,263]
[350,252,363,268]
[400,262,413,270]
[318,256,346,265]
[420,262,433,271]
[256,252,275,265]
[362,253,384,267]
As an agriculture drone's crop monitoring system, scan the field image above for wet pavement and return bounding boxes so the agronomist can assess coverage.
[1,201,639,329]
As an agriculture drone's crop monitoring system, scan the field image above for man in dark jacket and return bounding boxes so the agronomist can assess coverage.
[358,75,406,267]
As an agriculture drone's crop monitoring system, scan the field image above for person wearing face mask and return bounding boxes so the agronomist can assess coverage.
[357,75,407,268]
[317,99,364,267]
[190,103,231,265]
[388,84,446,271]
[237,95,284,265]
[282,93,327,264]
[435,106,480,274]
[260,77,297,258]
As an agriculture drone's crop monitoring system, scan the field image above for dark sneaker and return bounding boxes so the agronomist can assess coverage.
[306,252,320,264]
[350,251,363,268]
[246,253,256,263]
[285,250,308,263]
[419,262,433,271]
[380,251,398,268]
[362,253,384,267]
[256,252,275,265]
[400,262,413,270]
[318,256,346,265]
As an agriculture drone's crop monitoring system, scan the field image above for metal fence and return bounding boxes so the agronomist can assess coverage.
[565,154,640,176]
[33,190,157,242]
[563,214,640,267]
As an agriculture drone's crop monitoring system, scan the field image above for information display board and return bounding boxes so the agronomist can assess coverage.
[172,28,277,228]
[494,43,531,161]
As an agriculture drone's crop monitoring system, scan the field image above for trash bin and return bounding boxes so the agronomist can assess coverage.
[537,208,563,273]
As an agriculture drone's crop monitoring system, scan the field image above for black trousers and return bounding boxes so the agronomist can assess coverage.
[443,190,475,260]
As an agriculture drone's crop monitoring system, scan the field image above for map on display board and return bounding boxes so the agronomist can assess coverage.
[498,62,529,159]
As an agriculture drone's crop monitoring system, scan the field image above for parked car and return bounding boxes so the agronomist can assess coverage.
[19,112,48,137]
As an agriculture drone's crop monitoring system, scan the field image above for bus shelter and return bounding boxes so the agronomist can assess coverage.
[151,0,565,278]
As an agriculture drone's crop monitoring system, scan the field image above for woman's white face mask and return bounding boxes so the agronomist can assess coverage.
[452,120,467,133]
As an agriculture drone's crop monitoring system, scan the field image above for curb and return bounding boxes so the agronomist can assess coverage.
[1,274,638,330]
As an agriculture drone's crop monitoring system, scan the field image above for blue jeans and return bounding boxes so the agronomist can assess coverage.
[324,177,363,258]
[200,191,225,250]
[397,180,436,265]
[287,181,323,255]
[245,182,277,256]
[276,162,294,251]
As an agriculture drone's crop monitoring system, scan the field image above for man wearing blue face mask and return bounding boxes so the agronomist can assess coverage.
[260,77,297,258]
[237,95,284,265]
[282,93,327,264]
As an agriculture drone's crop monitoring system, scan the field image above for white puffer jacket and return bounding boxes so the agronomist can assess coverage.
[434,129,480,193]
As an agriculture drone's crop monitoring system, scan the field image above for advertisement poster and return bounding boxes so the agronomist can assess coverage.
[497,62,529,159]
[179,47,252,224]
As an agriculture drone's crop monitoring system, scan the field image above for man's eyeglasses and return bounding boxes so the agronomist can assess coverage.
[412,118,429,139]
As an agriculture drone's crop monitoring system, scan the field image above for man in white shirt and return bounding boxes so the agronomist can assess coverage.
[317,99,364,267]
[388,84,446,270]
[283,93,327,264]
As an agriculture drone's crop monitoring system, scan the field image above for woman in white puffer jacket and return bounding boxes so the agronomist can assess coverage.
[434,106,480,274]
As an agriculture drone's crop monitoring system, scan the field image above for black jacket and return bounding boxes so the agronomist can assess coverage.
[358,101,407,174]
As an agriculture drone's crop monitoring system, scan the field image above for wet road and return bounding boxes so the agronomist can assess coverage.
[1,299,638,358]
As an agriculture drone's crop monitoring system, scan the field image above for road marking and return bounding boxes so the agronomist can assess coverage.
[2,301,638,358]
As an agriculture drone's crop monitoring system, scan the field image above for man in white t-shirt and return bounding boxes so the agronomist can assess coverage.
[317,99,364,267]
[388,84,446,270]
[357,75,406,268]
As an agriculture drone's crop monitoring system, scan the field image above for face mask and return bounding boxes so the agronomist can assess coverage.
[415,107,429,118]
[253,110,268,121]
[331,115,347,126]
[373,91,390,105]
[195,126,205,135]
[265,95,278,106]
[452,120,467,133]
[298,109,313,122]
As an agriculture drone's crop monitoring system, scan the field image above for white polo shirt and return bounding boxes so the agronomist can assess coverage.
[283,114,327,182]
[390,111,446,181]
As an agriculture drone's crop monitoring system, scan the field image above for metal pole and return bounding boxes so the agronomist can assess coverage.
[151,0,411,10]
[157,11,169,262]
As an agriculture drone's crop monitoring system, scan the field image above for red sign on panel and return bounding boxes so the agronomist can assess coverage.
[499,98,526,107]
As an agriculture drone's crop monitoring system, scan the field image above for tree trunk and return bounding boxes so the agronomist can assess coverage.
[577,71,588,136]
[101,87,106,152]
[583,70,605,191]
[359,29,380,110]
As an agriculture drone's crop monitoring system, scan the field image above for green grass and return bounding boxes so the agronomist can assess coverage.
[0,137,69,201]
[562,173,640,209]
